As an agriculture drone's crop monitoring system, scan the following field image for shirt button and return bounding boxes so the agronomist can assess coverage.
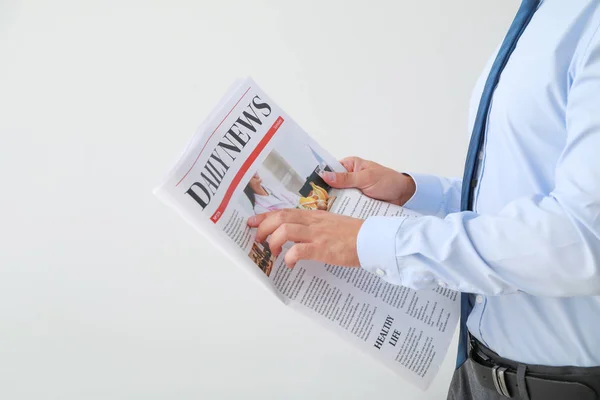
[375,268,385,277]
[476,295,484,304]
[438,281,447,288]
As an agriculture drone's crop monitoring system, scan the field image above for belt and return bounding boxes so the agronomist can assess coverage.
[469,337,600,400]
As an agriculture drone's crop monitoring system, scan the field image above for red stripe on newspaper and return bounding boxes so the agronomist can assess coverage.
[176,86,253,187]
[210,116,284,224]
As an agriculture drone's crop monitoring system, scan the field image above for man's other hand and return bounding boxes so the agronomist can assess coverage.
[321,157,416,206]
[247,209,363,268]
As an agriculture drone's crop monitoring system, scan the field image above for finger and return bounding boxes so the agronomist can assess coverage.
[339,156,369,173]
[248,208,310,228]
[321,170,368,189]
[267,223,312,257]
[285,243,318,268]
[253,209,311,242]
[247,212,270,227]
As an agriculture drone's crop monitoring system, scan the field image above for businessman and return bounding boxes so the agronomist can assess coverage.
[248,1,600,398]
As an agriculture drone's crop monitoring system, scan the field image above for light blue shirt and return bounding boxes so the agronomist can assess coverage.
[357,0,600,367]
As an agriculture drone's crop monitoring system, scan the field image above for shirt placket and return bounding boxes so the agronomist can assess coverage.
[469,98,493,347]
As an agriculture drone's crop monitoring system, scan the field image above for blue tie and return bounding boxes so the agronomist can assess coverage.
[456,0,540,368]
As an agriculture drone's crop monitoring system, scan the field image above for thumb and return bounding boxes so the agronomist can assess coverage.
[322,171,365,189]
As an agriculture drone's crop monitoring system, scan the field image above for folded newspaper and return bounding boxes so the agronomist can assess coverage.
[154,77,459,390]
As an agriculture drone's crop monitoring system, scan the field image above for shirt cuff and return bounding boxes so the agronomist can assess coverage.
[402,172,445,217]
[357,216,406,284]
[357,215,439,290]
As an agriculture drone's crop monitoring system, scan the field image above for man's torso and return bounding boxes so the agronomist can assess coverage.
[466,0,600,366]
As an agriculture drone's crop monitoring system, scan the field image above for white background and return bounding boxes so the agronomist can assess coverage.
[0,1,517,399]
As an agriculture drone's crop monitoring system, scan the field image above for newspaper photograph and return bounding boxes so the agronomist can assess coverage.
[154,77,459,390]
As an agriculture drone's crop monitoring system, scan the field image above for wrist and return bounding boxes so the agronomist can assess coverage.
[398,173,416,205]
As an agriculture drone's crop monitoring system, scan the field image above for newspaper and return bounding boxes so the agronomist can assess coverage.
[154,77,459,390]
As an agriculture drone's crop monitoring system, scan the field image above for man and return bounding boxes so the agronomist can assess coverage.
[248,0,600,398]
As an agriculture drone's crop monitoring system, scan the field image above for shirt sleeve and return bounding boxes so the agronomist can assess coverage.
[357,28,600,298]
[402,173,462,218]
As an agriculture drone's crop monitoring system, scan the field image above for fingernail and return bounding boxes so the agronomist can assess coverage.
[248,216,256,225]
[322,172,335,182]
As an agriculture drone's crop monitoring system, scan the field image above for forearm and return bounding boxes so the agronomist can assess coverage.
[358,193,600,297]
[402,173,462,218]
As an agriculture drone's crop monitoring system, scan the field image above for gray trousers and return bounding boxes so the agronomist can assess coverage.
[447,359,511,400]
[447,359,600,400]
[449,340,600,400]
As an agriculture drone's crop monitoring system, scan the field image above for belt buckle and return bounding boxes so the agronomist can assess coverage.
[492,365,511,397]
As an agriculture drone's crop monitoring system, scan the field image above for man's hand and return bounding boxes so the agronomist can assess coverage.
[321,157,416,206]
[247,209,363,268]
